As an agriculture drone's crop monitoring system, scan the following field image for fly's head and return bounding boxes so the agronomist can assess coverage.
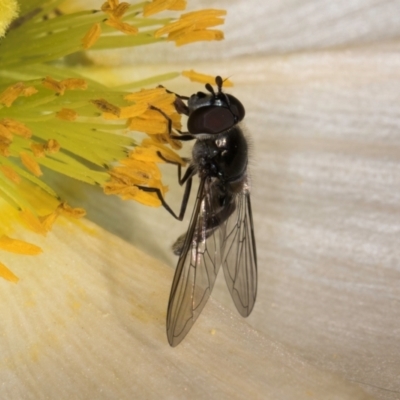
[186,76,245,136]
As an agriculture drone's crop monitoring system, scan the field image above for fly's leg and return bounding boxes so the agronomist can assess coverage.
[157,85,190,115]
[173,96,189,115]
[136,102,196,220]
[137,168,194,221]
[149,105,194,141]
[156,151,191,185]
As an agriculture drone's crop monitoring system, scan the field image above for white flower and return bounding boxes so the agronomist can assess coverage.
[1,0,398,399]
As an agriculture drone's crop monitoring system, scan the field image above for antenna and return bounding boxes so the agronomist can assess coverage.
[215,76,223,93]
[205,83,215,96]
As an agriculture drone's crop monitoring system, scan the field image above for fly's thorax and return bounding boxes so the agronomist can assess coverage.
[192,126,248,182]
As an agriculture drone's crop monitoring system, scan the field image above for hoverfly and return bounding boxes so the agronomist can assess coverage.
[139,76,257,346]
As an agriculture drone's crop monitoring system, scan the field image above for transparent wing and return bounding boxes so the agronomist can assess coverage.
[166,178,222,347]
[221,187,257,317]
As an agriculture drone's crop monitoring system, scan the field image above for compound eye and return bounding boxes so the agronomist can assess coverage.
[188,106,235,134]
[226,94,245,121]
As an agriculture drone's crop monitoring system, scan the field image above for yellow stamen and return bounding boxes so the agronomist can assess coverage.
[30,143,46,158]
[143,0,187,17]
[182,70,233,86]
[155,9,226,37]
[124,87,170,103]
[119,156,161,180]
[148,94,179,115]
[0,235,42,255]
[101,0,119,13]
[113,2,131,18]
[22,86,38,97]
[20,209,48,235]
[1,118,32,138]
[108,172,163,190]
[44,139,60,153]
[0,165,21,184]
[166,0,186,11]
[111,161,162,185]
[104,181,133,194]
[129,107,181,134]
[39,212,59,232]
[91,99,121,116]
[61,78,88,91]
[151,133,182,150]
[105,17,138,35]
[101,2,112,13]
[131,142,169,162]
[82,22,101,49]
[105,144,176,207]
[56,108,77,121]
[103,102,148,120]
[129,113,168,135]
[30,140,59,157]
[154,9,226,46]
[104,87,184,147]
[125,90,178,120]
[57,202,86,218]
[120,103,149,119]
[181,9,226,21]
[0,124,13,142]
[14,180,60,219]
[173,29,224,46]
[42,76,66,95]
[131,139,185,165]
[0,82,25,107]
[104,182,161,206]
[0,142,10,157]
[0,262,19,283]
[20,152,43,177]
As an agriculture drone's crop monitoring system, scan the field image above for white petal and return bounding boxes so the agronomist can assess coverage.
[0,219,368,399]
